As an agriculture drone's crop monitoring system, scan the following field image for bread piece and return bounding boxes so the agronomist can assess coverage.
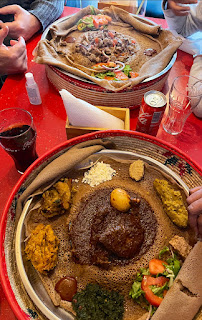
[169,235,192,259]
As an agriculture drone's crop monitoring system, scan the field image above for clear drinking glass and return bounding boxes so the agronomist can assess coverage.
[81,0,147,16]
[163,75,202,135]
[0,108,38,173]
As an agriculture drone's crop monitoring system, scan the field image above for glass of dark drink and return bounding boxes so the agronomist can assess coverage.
[0,108,38,173]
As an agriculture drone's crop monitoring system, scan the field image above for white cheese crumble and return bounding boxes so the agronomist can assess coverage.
[82,161,116,187]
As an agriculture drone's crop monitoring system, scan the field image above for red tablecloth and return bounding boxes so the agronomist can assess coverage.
[0,7,201,320]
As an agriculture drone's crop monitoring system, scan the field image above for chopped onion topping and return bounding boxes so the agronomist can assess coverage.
[114,61,125,72]
[145,305,152,320]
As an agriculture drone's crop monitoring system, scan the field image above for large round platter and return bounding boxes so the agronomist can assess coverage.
[0,131,202,320]
[42,14,177,109]
[15,150,189,320]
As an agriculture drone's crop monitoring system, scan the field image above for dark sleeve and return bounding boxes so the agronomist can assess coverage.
[28,0,64,31]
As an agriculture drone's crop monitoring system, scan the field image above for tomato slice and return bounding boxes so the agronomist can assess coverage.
[149,259,167,275]
[115,71,128,80]
[113,39,118,46]
[93,17,100,29]
[104,76,115,80]
[94,37,99,44]
[105,15,112,22]
[130,72,139,78]
[93,15,111,28]
[92,62,116,70]
[108,31,115,39]
[98,18,109,25]
[141,275,168,307]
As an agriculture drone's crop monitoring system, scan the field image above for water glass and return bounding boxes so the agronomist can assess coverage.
[0,108,38,173]
[163,75,202,135]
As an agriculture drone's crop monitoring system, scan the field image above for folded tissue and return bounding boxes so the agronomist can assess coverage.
[60,89,125,130]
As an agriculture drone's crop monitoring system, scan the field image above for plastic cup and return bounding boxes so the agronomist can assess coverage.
[0,108,38,173]
[163,75,202,135]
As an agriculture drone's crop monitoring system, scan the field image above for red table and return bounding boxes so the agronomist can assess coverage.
[0,7,201,320]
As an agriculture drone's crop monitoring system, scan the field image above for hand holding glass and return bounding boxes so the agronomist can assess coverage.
[163,75,202,135]
[0,108,38,173]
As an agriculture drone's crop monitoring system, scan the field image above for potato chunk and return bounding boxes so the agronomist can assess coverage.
[129,160,144,181]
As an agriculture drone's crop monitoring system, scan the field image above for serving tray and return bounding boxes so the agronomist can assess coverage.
[15,149,189,320]
[1,131,202,320]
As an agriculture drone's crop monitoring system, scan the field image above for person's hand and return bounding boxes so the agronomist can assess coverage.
[0,5,41,41]
[187,186,202,239]
[167,0,198,16]
[0,25,27,75]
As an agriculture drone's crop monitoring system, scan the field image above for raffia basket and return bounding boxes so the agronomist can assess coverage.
[46,61,173,109]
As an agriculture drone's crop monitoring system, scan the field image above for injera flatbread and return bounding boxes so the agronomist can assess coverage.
[23,156,200,320]
[33,6,182,92]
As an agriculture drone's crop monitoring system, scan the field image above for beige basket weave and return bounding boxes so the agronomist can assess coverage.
[46,64,171,109]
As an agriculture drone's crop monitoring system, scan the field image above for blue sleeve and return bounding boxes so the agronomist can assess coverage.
[29,0,64,31]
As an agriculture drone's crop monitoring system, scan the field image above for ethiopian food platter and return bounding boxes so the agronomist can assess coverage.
[34,5,182,94]
[12,147,202,320]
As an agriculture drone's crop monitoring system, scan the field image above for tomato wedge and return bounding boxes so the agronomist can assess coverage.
[92,62,116,70]
[93,17,100,29]
[115,71,128,80]
[130,72,139,78]
[113,39,118,46]
[94,37,99,44]
[141,275,168,307]
[104,76,115,80]
[93,15,112,29]
[149,259,168,275]
[108,31,115,38]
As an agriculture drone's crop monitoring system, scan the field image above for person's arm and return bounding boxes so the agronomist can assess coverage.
[187,186,202,239]
[0,1,64,41]
[189,55,202,118]
[28,0,64,31]
[162,0,202,37]
[0,5,41,41]
[0,26,27,75]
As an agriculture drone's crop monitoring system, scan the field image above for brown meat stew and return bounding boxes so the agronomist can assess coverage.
[69,187,157,268]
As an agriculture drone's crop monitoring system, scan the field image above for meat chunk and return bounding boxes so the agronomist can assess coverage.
[98,212,144,258]
[169,235,192,259]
